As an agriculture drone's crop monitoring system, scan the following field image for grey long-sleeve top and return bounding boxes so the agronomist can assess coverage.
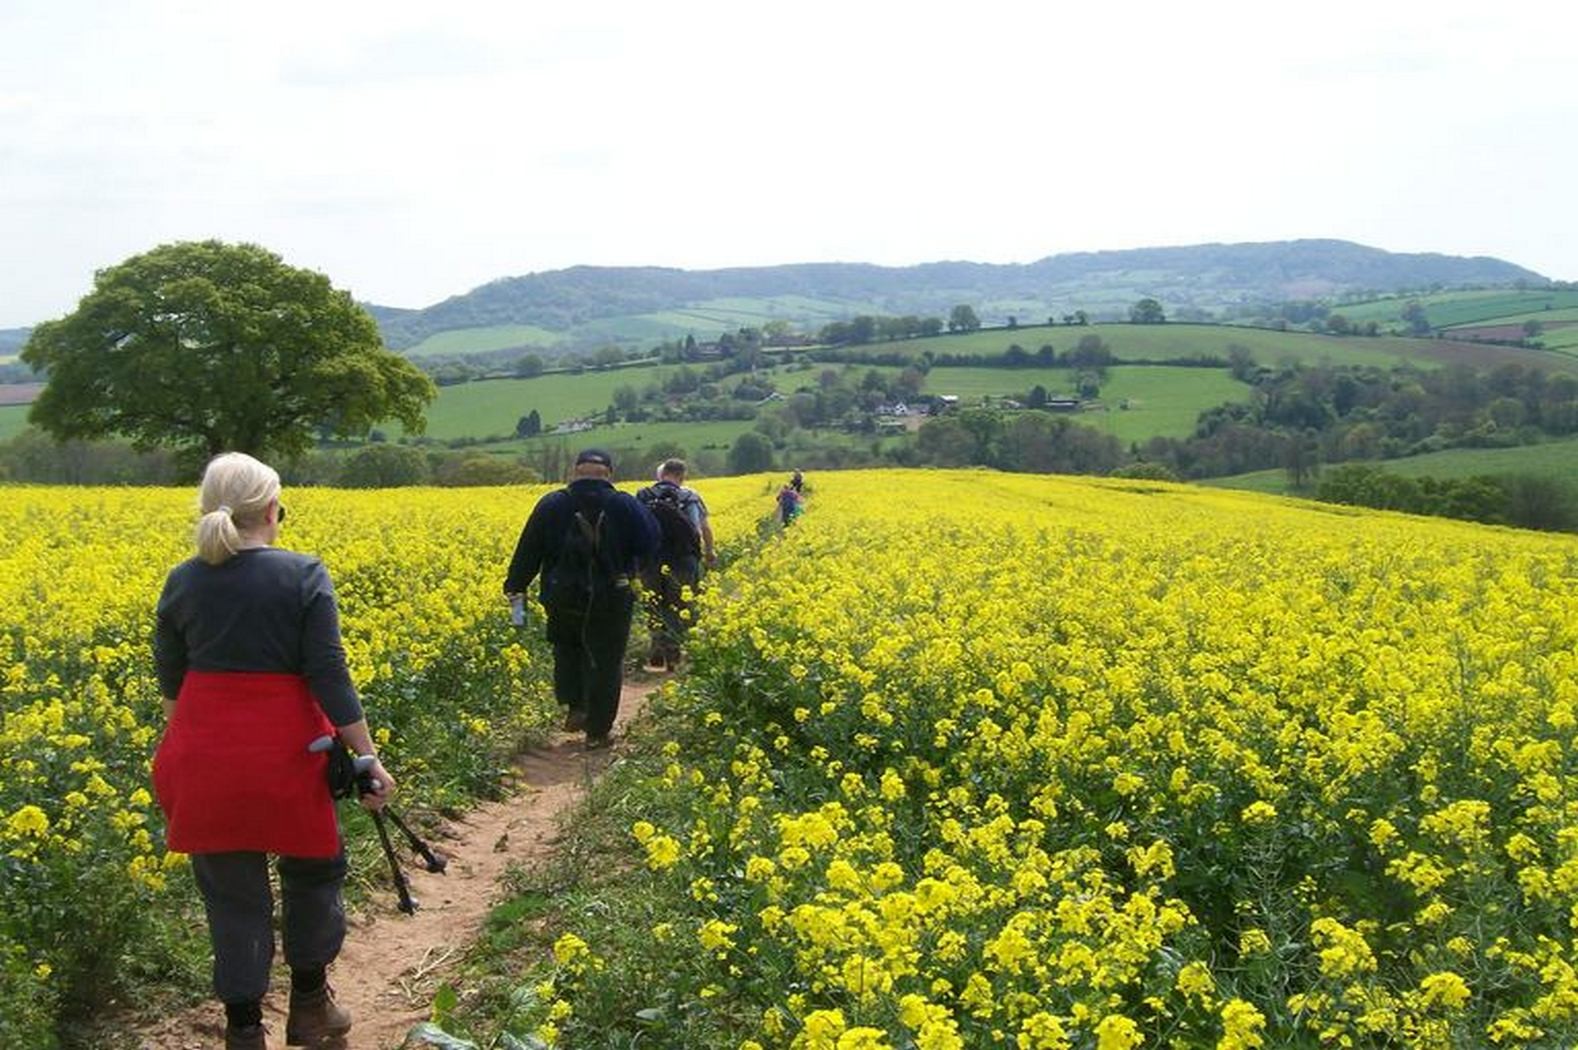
[154,547,364,726]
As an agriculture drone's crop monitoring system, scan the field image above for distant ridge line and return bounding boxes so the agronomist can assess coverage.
[367,239,1546,352]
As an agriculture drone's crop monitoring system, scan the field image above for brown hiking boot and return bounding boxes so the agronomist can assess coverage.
[562,707,587,732]
[225,1023,270,1050]
[285,985,351,1046]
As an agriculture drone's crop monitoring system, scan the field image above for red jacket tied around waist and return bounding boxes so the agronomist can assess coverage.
[153,671,339,857]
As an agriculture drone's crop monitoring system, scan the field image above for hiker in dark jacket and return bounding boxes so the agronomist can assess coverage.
[503,449,658,748]
[636,458,714,671]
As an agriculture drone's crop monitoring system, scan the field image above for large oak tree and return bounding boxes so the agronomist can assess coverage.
[22,240,435,460]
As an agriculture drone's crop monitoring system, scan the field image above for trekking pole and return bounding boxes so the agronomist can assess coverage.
[381,806,447,874]
[368,808,418,915]
[309,734,435,911]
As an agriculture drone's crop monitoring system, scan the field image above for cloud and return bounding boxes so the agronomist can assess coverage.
[0,0,1574,323]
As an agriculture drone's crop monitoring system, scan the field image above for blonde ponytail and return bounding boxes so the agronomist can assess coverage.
[195,453,280,565]
[195,508,243,565]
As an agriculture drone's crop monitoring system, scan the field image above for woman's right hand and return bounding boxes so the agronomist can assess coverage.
[359,758,396,811]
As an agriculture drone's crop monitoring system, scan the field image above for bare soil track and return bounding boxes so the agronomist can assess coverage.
[130,682,655,1050]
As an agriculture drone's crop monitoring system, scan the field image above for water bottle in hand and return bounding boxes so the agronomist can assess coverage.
[508,594,526,627]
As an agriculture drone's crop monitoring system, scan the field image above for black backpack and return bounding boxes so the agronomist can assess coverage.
[641,485,702,565]
[546,491,622,618]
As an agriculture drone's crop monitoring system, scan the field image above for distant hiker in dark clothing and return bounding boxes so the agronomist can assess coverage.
[504,449,658,749]
[790,469,804,494]
[777,481,805,528]
[152,452,393,1050]
[636,459,715,671]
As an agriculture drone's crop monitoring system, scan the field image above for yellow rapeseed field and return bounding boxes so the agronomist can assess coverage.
[522,471,1578,1049]
[0,476,771,1041]
[5,471,1576,1048]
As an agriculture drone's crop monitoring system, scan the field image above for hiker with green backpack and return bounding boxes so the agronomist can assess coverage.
[636,458,716,672]
[503,449,659,750]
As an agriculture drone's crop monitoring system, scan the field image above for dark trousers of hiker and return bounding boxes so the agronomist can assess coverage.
[643,557,700,667]
[191,848,348,1005]
[548,592,635,738]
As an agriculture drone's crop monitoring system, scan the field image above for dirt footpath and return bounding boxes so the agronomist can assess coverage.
[133,682,654,1050]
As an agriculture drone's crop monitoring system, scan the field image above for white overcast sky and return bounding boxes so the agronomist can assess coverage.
[1,0,1574,326]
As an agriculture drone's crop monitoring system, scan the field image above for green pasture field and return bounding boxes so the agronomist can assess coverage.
[419,359,915,443]
[0,404,29,441]
[480,418,758,458]
[921,365,1249,442]
[668,295,881,325]
[405,324,566,357]
[1538,329,1578,353]
[1416,290,1578,328]
[1334,289,1578,328]
[574,296,886,347]
[461,412,907,465]
[1444,306,1578,330]
[865,322,1560,371]
[1330,289,1510,324]
[412,295,883,354]
[1207,436,1578,495]
[415,364,687,439]
[569,314,705,345]
[774,362,904,389]
[1442,308,1578,356]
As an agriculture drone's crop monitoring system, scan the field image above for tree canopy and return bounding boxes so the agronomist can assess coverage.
[22,240,436,460]
[1129,297,1166,324]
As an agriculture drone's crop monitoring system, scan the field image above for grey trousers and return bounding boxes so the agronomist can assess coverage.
[191,848,348,1004]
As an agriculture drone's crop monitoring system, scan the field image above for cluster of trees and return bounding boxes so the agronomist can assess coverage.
[810,334,1119,371]
[593,359,776,428]
[817,315,945,345]
[0,427,546,489]
[1316,464,1576,532]
[753,366,928,434]
[1233,299,1388,335]
[1135,360,1578,481]
[813,305,989,346]
[813,302,1167,349]
[1129,298,1166,324]
[904,409,1124,474]
[18,241,436,464]
[718,406,1128,478]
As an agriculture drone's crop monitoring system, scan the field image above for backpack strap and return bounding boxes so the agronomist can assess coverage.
[564,485,618,580]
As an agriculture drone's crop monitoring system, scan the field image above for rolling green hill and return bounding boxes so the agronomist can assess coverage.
[404,321,1569,449]
[405,324,568,357]
[369,240,1547,353]
[1207,436,1578,495]
[413,365,693,439]
[826,321,1569,372]
[407,295,890,357]
[920,365,1250,443]
[411,355,1253,450]
[1334,289,1578,328]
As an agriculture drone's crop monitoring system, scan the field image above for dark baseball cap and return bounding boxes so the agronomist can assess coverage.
[575,448,614,468]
